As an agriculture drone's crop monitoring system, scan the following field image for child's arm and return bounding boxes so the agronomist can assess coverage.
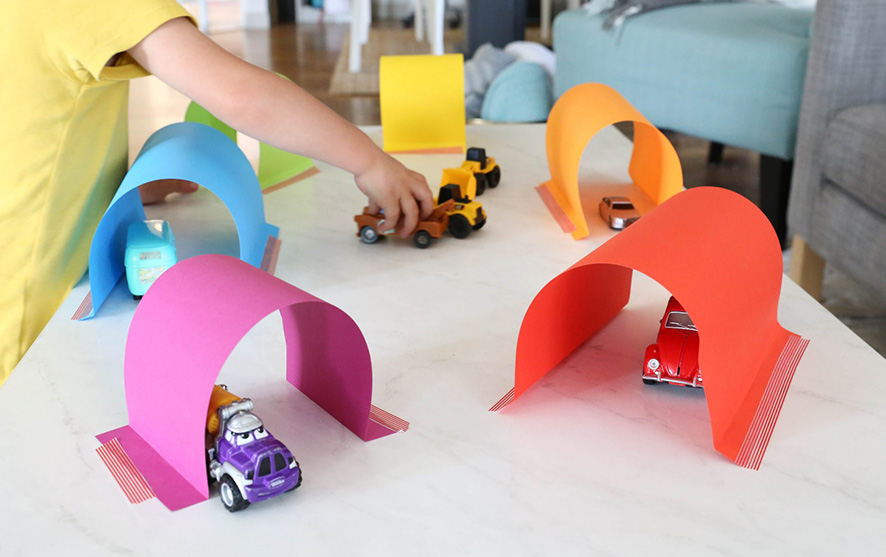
[128,17,433,236]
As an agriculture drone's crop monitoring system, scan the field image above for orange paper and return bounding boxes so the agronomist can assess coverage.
[495,187,808,470]
[540,83,683,240]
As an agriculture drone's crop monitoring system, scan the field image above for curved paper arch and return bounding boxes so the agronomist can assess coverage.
[538,83,684,240]
[496,187,809,470]
[81,122,279,319]
[185,99,316,192]
[98,255,404,511]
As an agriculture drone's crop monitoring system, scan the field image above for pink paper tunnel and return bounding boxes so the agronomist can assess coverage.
[97,254,406,511]
[492,187,809,470]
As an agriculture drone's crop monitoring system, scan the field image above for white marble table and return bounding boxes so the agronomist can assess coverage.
[2,125,885,555]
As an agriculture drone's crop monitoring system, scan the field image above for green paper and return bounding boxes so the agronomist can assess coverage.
[184,99,316,191]
[184,102,236,144]
[258,142,315,190]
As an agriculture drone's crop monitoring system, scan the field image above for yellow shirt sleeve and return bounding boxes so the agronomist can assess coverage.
[0,0,196,387]
[48,0,195,83]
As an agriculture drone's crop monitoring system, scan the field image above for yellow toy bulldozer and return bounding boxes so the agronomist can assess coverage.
[462,147,501,195]
[438,167,487,239]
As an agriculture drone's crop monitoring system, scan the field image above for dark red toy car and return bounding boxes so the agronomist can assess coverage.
[642,296,703,388]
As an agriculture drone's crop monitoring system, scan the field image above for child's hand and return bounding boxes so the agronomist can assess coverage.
[354,153,434,237]
[139,179,199,205]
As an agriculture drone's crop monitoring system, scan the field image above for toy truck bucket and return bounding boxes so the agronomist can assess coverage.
[439,168,477,201]
[218,398,255,424]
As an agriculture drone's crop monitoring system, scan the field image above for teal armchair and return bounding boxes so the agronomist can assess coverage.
[553,3,814,244]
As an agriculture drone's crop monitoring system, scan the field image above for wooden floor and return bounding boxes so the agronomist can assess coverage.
[129,21,886,357]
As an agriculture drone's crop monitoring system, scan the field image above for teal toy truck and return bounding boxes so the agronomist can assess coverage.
[125,220,177,300]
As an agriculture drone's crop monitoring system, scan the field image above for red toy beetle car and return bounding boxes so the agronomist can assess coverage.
[642,296,703,388]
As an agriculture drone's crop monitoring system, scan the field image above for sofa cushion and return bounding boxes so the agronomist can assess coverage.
[822,103,886,217]
[481,61,553,123]
[554,4,813,158]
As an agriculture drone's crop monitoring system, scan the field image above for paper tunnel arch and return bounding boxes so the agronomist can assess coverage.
[80,122,279,319]
[97,254,406,511]
[493,187,809,470]
[538,83,684,240]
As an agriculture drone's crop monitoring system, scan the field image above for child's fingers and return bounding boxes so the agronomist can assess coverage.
[413,179,435,218]
[378,201,401,233]
[398,196,420,238]
[139,179,199,205]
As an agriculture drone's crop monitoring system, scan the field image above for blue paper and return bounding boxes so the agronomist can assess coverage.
[81,122,279,320]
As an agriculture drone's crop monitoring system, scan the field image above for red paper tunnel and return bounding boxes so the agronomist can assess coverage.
[493,187,809,470]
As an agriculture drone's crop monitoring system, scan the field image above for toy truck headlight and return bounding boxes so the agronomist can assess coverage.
[647,358,660,371]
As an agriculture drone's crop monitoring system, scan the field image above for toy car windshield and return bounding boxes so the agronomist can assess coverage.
[665,311,696,330]
[610,200,635,210]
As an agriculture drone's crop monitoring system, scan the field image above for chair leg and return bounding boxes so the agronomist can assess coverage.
[759,154,793,248]
[789,235,824,301]
[707,142,724,166]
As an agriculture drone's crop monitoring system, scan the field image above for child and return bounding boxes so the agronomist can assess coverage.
[0,1,434,386]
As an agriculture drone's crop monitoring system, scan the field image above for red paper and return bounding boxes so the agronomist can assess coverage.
[495,187,809,469]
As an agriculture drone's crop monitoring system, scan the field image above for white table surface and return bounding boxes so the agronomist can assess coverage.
[2,124,885,556]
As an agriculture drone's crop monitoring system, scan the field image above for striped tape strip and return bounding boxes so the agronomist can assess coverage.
[369,405,410,432]
[71,290,93,320]
[260,236,282,276]
[735,334,810,470]
[96,438,155,504]
[262,166,321,195]
[535,184,576,233]
[489,388,515,412]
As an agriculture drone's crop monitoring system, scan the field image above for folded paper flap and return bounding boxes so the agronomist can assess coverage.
[731,334,809,469]
[96,426,206,510]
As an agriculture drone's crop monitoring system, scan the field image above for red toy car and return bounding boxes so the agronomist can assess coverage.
[642,296,703,388]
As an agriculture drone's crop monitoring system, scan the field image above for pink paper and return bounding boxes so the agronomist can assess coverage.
[99,254,406,510]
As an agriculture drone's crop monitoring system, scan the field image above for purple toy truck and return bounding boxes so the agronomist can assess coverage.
[207,391,302,512]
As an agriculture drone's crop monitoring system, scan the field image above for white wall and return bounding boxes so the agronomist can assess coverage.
[241,0,271,28]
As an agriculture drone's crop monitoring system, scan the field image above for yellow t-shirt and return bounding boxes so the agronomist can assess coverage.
[0,0,194,386]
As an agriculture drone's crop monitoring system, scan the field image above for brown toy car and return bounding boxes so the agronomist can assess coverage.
[355,199,455,249]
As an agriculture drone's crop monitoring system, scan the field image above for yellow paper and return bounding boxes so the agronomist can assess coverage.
[379,54,466,153]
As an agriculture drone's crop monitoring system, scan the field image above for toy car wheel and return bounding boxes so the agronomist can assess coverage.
[474,173,487,196]
[448,214,472,239]
[219,475,250,512]
[472,217,486,231]
[287,462,303,492]
[413,230,432,249]
[642,371,658,385]
[488,165,501,188]
[360,226,379,244]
